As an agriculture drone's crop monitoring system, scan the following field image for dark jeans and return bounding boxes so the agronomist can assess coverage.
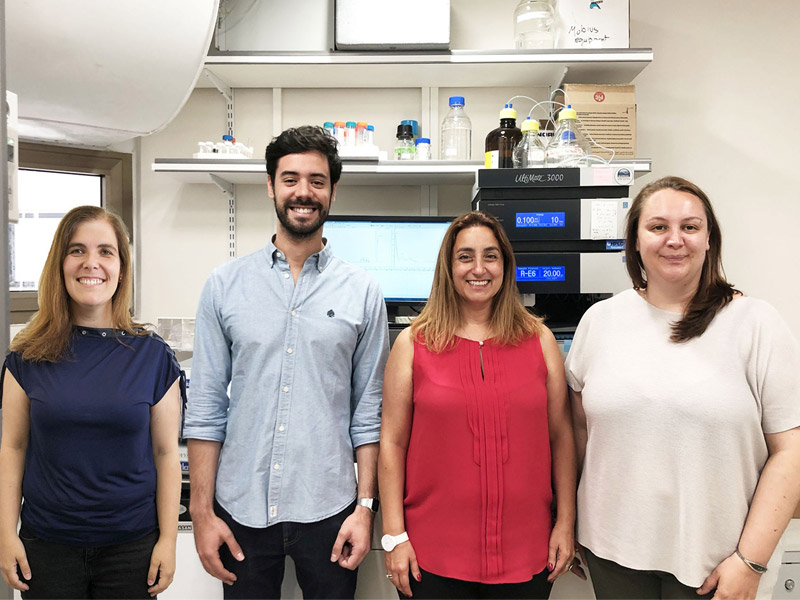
[585,548,714,600]
[403,567,553,599]
[19,526,158,599]
[215,500,358,600]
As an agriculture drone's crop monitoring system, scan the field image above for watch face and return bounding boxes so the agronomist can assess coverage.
[381,534,396,552]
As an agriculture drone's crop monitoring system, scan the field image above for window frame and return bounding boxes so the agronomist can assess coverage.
[11,142,133,323]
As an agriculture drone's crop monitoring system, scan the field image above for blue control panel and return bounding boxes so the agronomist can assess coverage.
[516,266,566,282]
[515,211,566,228]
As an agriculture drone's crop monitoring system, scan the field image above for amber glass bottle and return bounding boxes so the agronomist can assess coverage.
[484,104,522,168]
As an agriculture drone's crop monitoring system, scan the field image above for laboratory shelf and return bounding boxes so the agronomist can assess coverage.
[152,158,652,187]
[198,48,653,90]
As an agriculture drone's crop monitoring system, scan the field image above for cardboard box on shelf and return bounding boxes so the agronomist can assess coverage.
[558,84,636,160]
[556,0,630,49]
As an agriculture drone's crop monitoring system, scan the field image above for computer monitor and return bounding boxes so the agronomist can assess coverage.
[322,216,452,304]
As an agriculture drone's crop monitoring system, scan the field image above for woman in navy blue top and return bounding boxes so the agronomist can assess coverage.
[0,206,182,599]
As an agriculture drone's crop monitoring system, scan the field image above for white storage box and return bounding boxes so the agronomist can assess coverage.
[556,0,629,49]
[335,0,450,51]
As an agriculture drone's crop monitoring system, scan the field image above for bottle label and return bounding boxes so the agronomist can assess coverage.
[484,150,499,169]
[395,147,415,160]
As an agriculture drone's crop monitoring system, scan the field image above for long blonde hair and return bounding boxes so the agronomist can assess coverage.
[411,211,542,353]
[10,206,147,362]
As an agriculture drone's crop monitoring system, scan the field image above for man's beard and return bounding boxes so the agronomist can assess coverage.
[275,200,328,240]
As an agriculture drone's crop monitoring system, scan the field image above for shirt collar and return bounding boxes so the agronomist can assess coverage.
[265,235,333,272]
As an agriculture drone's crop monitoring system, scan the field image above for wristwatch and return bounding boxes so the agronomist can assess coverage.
[357,497,380,513]
[381,532,409,552]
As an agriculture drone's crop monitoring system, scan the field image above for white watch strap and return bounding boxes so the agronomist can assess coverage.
[357,498,377,511]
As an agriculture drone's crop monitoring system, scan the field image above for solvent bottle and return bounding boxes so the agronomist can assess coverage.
[440,96,472,160]
[485,104,522,169]
[513,117,546,168]
[513,0,556,49]
[545,104,590,167]
[395,124,415,160]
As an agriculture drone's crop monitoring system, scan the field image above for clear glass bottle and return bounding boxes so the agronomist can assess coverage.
[440,96,472,160]
[395,124,415,160]
[485,104,522,169]
[545,104,590,167]
[513,0,556,50]
[513,117,546,168]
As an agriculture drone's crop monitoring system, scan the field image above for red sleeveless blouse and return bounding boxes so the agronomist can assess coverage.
[404,335,552,584]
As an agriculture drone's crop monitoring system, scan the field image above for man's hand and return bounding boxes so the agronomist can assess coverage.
[330,505,374,570]
[192,513,244,585]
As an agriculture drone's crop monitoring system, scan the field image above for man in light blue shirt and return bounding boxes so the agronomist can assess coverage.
[185,126,389,599]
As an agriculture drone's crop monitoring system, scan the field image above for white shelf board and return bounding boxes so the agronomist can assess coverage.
[152,158,651,187]
[198,48,653,90]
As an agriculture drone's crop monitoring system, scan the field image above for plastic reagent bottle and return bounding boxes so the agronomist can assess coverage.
[221,134,234,155]
[333,122,346,147]
[545,104,591,167]
[485,104,522,169]
[513,0,556,50]
[365,125,375,147]
[356,121,368,146]
[415,138,431,160]
[395,124,415,160]
[344,121,357,147]
[440,96,472,160]
[513,117,546,168]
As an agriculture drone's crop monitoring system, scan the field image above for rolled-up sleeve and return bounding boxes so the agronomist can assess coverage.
[349,280,389,448]
[183,272,231,442]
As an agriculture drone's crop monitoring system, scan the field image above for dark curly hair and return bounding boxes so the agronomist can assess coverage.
[265,125,342,190]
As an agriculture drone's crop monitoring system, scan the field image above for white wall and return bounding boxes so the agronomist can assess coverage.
[630,0,800,336]
[137,0,800,341]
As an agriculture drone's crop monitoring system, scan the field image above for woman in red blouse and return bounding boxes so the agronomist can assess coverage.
[379,211,579,599]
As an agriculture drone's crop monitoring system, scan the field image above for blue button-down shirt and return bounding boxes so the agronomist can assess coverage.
[184,239,389,527]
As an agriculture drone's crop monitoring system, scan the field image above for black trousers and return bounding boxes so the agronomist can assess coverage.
[19,526,158,599]
[402,566,553,599]
[215,500,358,600]
[585,548,714,600]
